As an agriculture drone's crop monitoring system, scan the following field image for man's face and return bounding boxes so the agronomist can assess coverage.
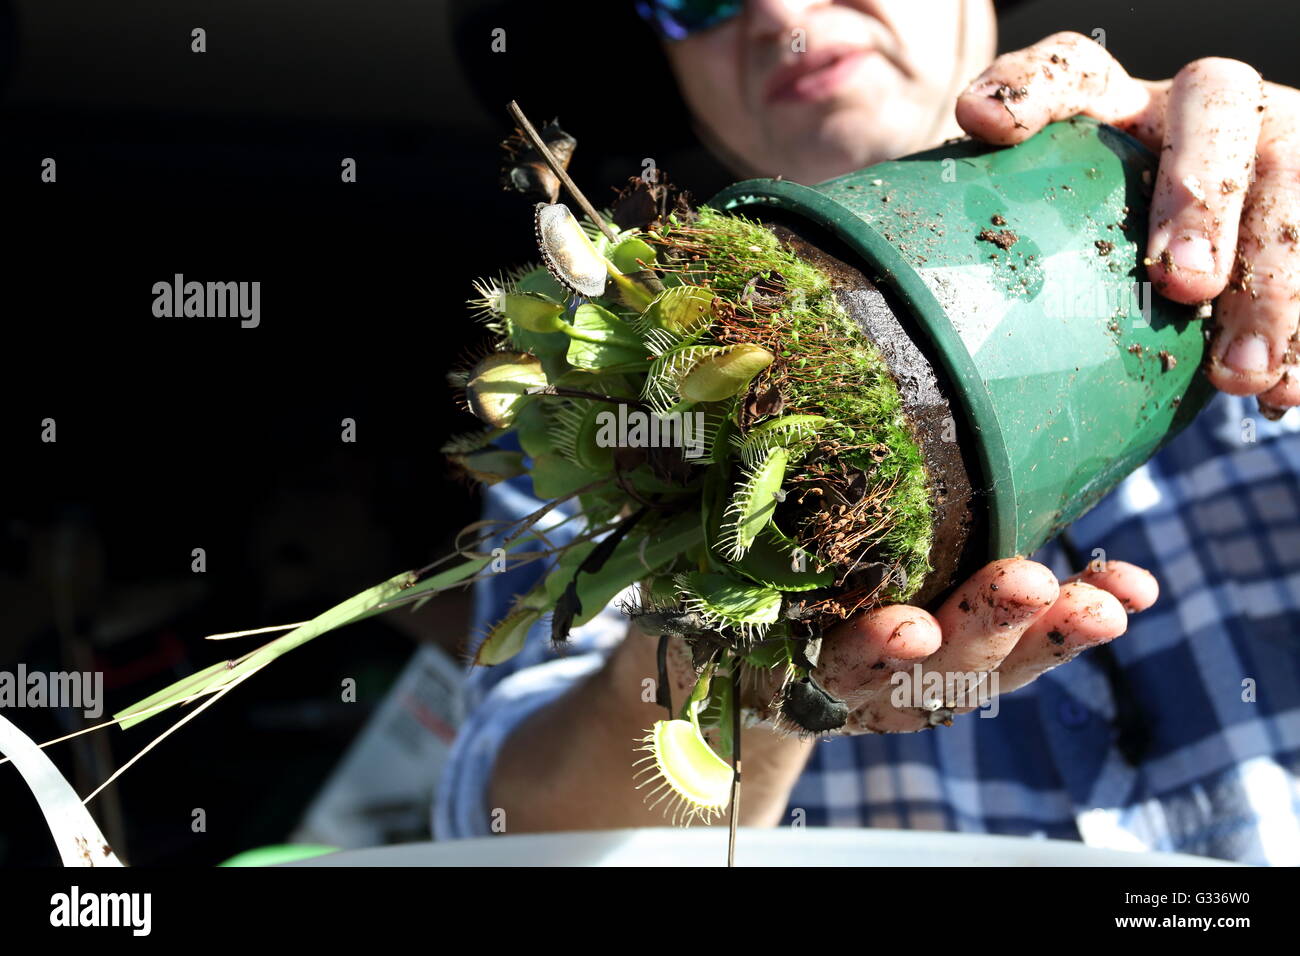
[660,0,997,184]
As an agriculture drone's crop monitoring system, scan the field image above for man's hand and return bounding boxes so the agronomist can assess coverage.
[955,32,1300,415]
[662,557,1155,736]
[810,557,1155,733]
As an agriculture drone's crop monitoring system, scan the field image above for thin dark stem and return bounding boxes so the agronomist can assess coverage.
[432,478,607,575]
[507,101,619,245]
[656,634,672,717]
[525,385,649,411]
[728,660,742,868]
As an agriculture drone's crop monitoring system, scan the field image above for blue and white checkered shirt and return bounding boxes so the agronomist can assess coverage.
[433,392,1300,865]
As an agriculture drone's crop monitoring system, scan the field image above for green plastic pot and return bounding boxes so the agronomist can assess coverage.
[711,116,1213,561]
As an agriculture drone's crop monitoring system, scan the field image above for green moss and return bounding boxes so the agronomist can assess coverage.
[659,207,933,601]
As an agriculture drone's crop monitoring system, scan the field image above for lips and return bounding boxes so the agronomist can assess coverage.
[764,46,873,104]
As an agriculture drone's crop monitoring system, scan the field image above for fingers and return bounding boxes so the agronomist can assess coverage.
[1207,84,1300,397]
[956,32,1156,147]
[1257,342,1300,416]
[993,582,1130,695]
[813,604,942,708]
[845,558,1059,733]
[926,558,1060,672]
[1145,59,1264,304]
[1070,559,1159,614]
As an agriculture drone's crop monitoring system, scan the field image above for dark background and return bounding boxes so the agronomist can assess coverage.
[0,0,1296,865]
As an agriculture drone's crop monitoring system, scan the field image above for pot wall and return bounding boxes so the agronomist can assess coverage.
[711,117,1214,560]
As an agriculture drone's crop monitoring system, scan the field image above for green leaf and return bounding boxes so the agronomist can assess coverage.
[503,291,565,333]
[678,344,774,403]
[474,606,542,666]
[718,445,788,561]
[641,344,729,413]
[563,303,646,370]
[742,637,794,671]
[731,525,834,591]
[700,461,730,565]
[542,511,704,629]
[513,398,556,459]
[674,571,782,639]
[734,414,827,466]
[610,235,657,275]
[116,570,421,729]
[529,453,603,500]
[639,286,714,340]
[681,659,715,721]
[515,265,567,299]
[116,553,499,730]
[449,449,528,484]
[549,400,617,473]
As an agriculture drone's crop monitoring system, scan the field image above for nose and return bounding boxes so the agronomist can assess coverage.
[745,0,831,42]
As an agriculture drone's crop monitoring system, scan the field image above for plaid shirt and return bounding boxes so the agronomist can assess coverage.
[434,392,1300,865]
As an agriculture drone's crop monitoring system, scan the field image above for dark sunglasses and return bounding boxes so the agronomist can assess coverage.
[635,0,743,40]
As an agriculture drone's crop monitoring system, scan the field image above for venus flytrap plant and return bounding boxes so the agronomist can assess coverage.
[101,118,942,865]
[25,111,1208,867]
[718,445,789,561]
[470,276,568,334]
[633,285,716,341]
[673,571,783,641]
[464,353,549,428]
[641,344,727,414]
[677,343,774,403]
[634,687,733,827]
[733,414,828,467]
[536,203,657,310]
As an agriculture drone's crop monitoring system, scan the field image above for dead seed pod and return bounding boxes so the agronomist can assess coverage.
[535,202,657,308]
[781,672,849,733]
[535,202,608,298]
[501,119,576,204]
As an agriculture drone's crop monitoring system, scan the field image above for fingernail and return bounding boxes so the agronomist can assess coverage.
[1216,333,1271,374]
[964,78,1002,97]
[1163,234,1216,273]
[1258,399,1291,422]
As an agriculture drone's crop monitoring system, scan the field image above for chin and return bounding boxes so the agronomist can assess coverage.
[763,111,905,183]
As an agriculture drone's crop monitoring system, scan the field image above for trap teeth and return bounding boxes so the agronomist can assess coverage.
[535,202,608,298]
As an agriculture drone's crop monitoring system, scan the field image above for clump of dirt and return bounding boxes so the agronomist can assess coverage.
[991,214,1007,226]
[1158,350,1177,371]
[977,228,1018,250]
[1095,240,1114,256]
[988,84,1029,130]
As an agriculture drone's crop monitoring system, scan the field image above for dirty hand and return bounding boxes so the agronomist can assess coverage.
[954,31,1300,416]
[805,557,1157,733]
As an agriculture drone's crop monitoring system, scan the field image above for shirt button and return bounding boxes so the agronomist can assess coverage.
[1058,698,1090,728]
